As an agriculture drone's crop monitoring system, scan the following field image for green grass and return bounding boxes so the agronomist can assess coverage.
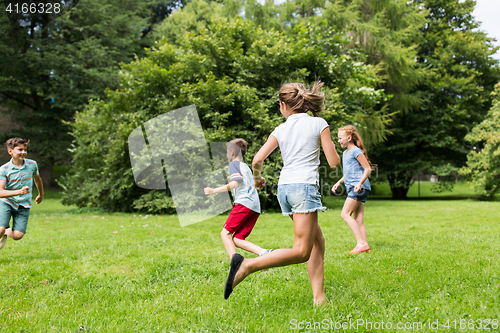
[1,193,499,332]
[369,180,500,199]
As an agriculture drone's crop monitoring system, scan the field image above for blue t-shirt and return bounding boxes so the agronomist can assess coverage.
[228,160,261,214]
[342,146,371,190]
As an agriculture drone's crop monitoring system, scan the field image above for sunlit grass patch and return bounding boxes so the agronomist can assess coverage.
[1,193,499,331]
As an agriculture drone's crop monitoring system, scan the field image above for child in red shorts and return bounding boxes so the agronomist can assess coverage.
[204,139,271,260]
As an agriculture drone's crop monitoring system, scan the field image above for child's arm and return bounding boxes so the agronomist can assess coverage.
[0,182,30,198]
[204,181,239,195]
[252,135,279,189]
[332,177,344,193]
[320,127,341,168]
[33,174,44,204]
[354,154,371,193]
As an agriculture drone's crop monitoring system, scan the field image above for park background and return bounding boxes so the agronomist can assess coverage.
[1,0,500,331]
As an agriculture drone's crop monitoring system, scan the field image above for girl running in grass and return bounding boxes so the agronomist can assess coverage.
[332,125,372,254]
[224,81,340,305]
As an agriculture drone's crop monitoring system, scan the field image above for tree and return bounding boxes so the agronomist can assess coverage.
[323,0,428,115]
[460,82,500,200]
[60,8,387,213]
[370,0,500,199]
[0,0,153,186]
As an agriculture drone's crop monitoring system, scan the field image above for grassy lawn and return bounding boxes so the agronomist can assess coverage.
[369,180,499,199]
[1,193,499,332]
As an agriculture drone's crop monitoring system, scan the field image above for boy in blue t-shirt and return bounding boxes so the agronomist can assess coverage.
[0,138,44,250]
[204,139,271,260]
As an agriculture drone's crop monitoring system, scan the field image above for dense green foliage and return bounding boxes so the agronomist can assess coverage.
[3,0,498,207]
[60,5,387,212]
[323,0,428,114]
[370,0,500,198]
[0,0,155,185]
[460,83,500,199]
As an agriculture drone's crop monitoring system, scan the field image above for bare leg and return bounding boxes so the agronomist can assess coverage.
[307,222,326,305]
[233,237,264,256]
[341,199,366,246]
[352,202,368,244]
[5,228,24,240]
[232,212,319,289]
[221,228,237,260]
[0,226,5,237]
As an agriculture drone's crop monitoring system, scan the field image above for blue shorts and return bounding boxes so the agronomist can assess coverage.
[346,185,370,203]
[0,201,30,234]
[277,183,326,216]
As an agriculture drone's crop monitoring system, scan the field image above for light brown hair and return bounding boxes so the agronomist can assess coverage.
[278,81,325,117]
[6,137,29,150]
[339,125,372,165]
[227,138,248,157]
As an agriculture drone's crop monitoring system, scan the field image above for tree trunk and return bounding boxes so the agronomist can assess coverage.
[387,172,413,200]
[38,162,54,188]
[390,186,409,200]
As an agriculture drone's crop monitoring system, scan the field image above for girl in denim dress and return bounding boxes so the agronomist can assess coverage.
[332,125,372,254]
[223,81,340,305]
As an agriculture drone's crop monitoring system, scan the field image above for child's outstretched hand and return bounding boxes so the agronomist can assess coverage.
[35,194,43,204]
[204,187,215,195]
[332,183,340,193]
[254,177,266,190]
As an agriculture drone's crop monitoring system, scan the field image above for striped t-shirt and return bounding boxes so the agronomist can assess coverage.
[228,160,261,214]
[0,158,39,209]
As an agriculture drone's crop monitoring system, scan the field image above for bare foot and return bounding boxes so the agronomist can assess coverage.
[232,258,250,289]
[314,297,327,306]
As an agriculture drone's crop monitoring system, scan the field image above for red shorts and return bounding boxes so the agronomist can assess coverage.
[223,204,260,240]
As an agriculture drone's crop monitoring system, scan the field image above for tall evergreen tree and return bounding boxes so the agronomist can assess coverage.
[370,0,500,198]
[323,0,428,114]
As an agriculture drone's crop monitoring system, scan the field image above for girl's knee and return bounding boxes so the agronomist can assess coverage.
[340,211,351,220]
[317,234,325,249]
[13,234,24,240]
[297,249,312,263]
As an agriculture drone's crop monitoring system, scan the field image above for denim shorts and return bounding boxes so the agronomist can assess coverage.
[346,185,370,203]
[0,201,30,234]
[277,183,326,216]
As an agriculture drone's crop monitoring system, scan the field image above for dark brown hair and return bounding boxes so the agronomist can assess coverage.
[6,137,29,150]
[227,138,248,157]
[339,125,372,165]
[278,80,325,117]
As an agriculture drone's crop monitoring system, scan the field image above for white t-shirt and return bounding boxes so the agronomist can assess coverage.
[228,160,261,213]
[271,113,329,185]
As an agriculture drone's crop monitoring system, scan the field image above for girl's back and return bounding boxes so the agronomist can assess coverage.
[271,113,328,185]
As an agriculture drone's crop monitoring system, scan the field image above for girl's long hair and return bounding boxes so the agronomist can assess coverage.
[278,81,325,117]
[339,125,372,166]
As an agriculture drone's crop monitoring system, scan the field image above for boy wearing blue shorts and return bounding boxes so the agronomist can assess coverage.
[0,138,44,250]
